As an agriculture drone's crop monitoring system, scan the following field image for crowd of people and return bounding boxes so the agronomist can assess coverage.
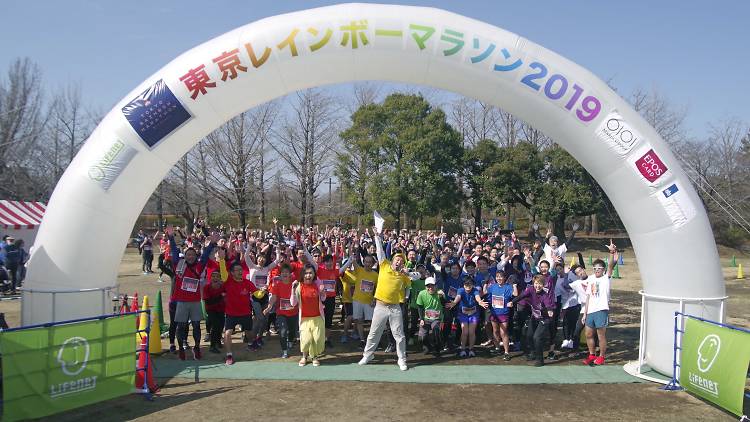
[148,218,619,370]
[0,235,28,295]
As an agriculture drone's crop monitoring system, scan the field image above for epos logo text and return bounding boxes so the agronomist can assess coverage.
[635,149,668,183]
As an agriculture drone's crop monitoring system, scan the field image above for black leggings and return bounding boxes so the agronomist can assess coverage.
[562,305,582,342]
[142,250,153,272]
[513,307,531,352]
[527,318,551,361]
[177,321,201,350]
[168,301,178,345]
[206,311,225,347]
[276,314,299,351]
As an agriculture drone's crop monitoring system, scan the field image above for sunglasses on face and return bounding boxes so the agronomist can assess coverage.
[593,267,605,271]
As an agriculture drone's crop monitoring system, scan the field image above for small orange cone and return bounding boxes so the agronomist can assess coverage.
[135,336,158,393]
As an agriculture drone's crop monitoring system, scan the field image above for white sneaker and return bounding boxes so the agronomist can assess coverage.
[561,339,570,349]
[564,339,574,349]
[358,355,374,365]
[398,360,408,371]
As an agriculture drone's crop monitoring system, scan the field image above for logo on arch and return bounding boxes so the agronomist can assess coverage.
[634,149,668,183]
[122,79,192,148]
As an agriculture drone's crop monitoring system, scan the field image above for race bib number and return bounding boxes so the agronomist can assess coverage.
[254,275,267,289]
[425,309,440,321]
[360,280,374,293]
[492,295,505,309]
[462,306,476,315]
[321,279,336,293]
[447,287,457,299]
[279,298,293,311]
[181,277,199,293]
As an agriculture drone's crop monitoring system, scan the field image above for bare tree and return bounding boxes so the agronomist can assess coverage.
[630,87,688,149]
[199,103,277,227]
[272,89,340,227]
[0,58,47,199]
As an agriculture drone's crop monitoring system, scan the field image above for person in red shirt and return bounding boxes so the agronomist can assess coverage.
[264,263,298,359]
[167,226,216,361]
[203,269,226,354]
[223,262,258,365]
[310,253,340,348]
[290,264,326,367]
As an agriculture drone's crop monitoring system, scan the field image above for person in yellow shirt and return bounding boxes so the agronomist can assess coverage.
[358,226,420,371]
[342,251,378,349]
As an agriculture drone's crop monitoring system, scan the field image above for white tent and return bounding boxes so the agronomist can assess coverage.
[0,200,46,246]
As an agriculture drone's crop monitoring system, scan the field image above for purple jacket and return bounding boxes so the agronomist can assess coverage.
[512,285,556,320]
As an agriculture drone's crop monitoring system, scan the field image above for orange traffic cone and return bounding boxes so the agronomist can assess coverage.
[135,336,158,393]
[131,292,139,312]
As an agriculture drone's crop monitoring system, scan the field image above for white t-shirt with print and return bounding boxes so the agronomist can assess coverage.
[571,273,610,315]
[543,243,568,265]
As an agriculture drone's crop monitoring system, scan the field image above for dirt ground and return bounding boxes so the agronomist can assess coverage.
[3,242,749,420]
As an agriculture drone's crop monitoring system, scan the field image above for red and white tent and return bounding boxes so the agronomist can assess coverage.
[0,200,46,245]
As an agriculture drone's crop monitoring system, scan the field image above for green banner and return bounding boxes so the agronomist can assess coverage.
[679,317,750,416]
[1,314,137,421]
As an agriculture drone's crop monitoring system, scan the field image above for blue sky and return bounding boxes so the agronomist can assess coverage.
[1,0,748,139]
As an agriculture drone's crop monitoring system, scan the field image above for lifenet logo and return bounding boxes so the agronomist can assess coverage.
[697,334,721,373]
[57,337,90,376]
[634,149,668,183]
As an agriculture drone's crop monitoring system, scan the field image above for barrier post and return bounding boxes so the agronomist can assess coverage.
[662,311,684,391]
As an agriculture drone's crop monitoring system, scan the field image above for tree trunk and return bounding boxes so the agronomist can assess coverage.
[473,198,482,231]
[591,214,599,235]
[157,181,164,229]
[553,215,566,243]
[584,214,592,235]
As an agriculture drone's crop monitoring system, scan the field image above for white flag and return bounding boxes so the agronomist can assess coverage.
[373,211,385,234]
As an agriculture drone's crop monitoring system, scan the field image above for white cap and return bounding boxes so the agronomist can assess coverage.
[425,277,436,285]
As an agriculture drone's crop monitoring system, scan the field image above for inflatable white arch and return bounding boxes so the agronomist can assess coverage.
[25,3,724,375]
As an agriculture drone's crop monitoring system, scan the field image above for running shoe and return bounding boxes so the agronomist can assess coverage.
[582,354,597,365]
[532,360,544,367]
[178,349,186,361]
[341,334,349,344]
[459,350,467,358]
[593,356,606,365]
[480,340,493,347]
[225,355,234,365]
[468,349,476,358]
[398,360,408,371]
[312,358,321,367]
[269,327,278,335]
[281,350,289,359]
[358,355,374,365]
[169,344,177,354]
[193,346,202,360]
[547,351,559,360]
[247,341,260,352]
[256,336,264,347]
[503,353,512,361]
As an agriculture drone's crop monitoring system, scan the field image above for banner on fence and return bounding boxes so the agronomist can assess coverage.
[679,317,750,416]
[1,313,137,421]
